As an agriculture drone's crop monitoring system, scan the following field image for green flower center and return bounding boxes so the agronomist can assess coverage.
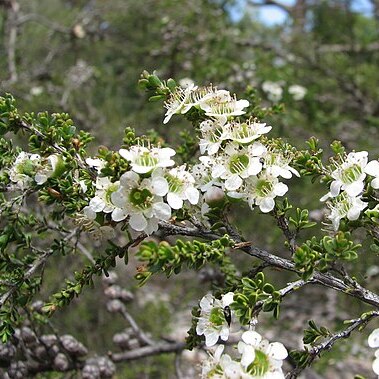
[341,164,362,184]
[135,152,159,168]
[207,364,224,377]
[165,174,184,193]
[232,123,251,140]
[129,188,153,210]
[229,154,249,174]
[105,184,119,204]
[17,160,37,176]
[209,307,225,326]
[255,179,273,197]
[209,127,224,143]
[247,350,270,377]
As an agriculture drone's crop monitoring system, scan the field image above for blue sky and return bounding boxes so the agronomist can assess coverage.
[231,0,374,25]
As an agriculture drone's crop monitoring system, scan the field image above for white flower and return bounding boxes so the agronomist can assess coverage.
[110,171,171,235]
[241,173,288,213]
[263,151,299,179]
[30,86,44,96]
[78,207,116,240]
[321,151,368,200]
[223,119,272,145]
[179,77,195,88]
[238,331,288,379]
[199,90,249,120]
[210,142,265,191]
[201,345,244,379]
[262,81,283,102]
[326,193,368,231]
[163,84,196,124]
[365,160,379,189]
[153,166,199,209]
[368,329,379,348]
[196,292,234,347]
[199,119,228,155]
[288,85,307,101]
[34,154,65,185]
[86,157,106,173]
[88,177,120,214]
[192,160,222,192]
[9,152,42,189]
[119,145,175,174]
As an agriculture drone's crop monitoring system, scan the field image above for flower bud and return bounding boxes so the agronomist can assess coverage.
[106,299,124,313]
[61,335,88,357]
[204,186,225,207]
[54,353,69,371]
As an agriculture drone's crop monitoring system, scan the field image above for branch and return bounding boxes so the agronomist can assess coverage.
[118,304,155,346]
[288,310,379,378]
[0,249,52,308]
[5,0,19,82]
[110,341,186,362]
[158,222,379,309]
[0,230,76,309]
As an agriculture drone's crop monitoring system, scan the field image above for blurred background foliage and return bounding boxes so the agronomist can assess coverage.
[1,0,379,377]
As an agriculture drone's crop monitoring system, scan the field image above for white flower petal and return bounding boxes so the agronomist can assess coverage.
[151,176,169,196]
[153,202,172,220]
[111,191,126,208]
[167,192,183,209]
[240,344,256,367]
[120,171,139,186]
[365,160,379,176]
[368,329,379,348]
[372,177,379,189]
[221,292,234,307]
[345,181,364,197]
[330,181,341,197]
[89,196,105,212]
[373,357,379,375]
[129,213,148,231]
[242,331,262,347]
[118,148,133,161]
[266,342,288,360]
[34,173,48,185]
[259,197,275,213]
[225,175,243,191]
[204,330,219,347]
[274,182,288,196]
[185,187,200,205]
[83,206,96,220]
[111,208,128,222]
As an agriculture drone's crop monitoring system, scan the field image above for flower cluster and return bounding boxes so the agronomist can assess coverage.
[197,293,288,379]
[165,83,298,214]
[80,83,300,236]
[164,84,249,124]
[83,145,199,235]
[320,152,379,230]
[8,152,63,190]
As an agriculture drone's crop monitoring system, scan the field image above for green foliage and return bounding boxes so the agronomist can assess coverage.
[303,320,331,345]
[231,272,281,324]
[135,236,235,285]
[185,306,203,350]
[294,232,361,280]
[42,242,128,316]
[139,70,175,102]
[289,208,317,231]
